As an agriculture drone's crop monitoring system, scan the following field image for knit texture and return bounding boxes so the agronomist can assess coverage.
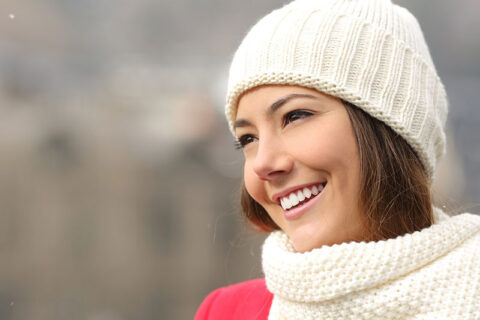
[225,0,447,179]
[262,209,480,319]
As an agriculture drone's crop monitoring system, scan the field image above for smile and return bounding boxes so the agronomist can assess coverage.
[278,183,325,211]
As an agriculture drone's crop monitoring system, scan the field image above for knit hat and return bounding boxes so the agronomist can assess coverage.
[225,0,448,180]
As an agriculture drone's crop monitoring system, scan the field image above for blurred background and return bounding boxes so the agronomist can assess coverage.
[0,0,479,319]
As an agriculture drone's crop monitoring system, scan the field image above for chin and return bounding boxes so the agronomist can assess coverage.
[289,232,327,253]
[292,243,314,253]
[284,221,330,252]
[288,227,351,252]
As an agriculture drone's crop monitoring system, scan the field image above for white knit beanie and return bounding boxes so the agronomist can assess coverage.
[225,0,448,180]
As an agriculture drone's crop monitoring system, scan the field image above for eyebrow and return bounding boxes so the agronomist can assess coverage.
[233,93,318,129]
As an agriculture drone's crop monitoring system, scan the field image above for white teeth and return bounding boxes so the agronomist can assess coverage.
[297,190,305,202]
[303,187,311,198]
[279,184,325,211]
[289,193,299,207]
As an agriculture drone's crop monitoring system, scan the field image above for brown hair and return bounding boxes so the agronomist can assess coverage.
[239,101,434,240]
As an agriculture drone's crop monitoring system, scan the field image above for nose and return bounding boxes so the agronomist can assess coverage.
[252,138,293,181]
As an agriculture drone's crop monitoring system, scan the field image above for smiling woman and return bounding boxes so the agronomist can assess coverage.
[236,86,434,253]
[195,0,480,319]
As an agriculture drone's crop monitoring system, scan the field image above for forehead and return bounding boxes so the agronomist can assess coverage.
[237,85,315,116]
[235,85,339,120]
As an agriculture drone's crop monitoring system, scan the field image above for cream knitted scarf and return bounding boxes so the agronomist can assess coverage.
[262,209,480,319]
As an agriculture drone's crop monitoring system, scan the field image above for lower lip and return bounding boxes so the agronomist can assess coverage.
[282,185,325,220]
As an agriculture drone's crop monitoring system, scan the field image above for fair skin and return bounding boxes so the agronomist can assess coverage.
[234,85,366,253]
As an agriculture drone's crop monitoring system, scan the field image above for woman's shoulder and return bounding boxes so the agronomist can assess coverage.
[194,278,273,320]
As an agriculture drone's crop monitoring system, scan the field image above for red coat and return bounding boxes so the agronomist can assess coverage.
[195,278,273,320]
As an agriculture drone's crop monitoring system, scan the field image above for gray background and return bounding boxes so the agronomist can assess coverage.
[0,0,479,319]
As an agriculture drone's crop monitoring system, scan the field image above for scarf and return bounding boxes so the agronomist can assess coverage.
[262,209,480,319]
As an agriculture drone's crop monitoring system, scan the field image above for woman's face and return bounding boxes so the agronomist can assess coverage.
[235,85,366,252]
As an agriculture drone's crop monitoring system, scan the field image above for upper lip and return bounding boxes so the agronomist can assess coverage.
[271,181,326,204]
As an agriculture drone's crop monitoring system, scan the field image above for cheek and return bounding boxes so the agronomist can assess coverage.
[312,123,358,170]
[292,120,361,196]
[243,162,265,204]
[293,126,355,169]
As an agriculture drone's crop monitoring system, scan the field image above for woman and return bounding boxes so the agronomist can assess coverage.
[196,0,480,319]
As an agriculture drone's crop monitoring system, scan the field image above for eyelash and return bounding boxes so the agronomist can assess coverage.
[234,135,255,150]
[282,109,313,126]
[234,109,313,149]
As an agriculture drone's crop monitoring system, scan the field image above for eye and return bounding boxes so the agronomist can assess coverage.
[283,110,313,127]
[234,134,257,149]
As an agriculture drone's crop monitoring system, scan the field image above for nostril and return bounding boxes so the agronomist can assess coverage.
[253,162,290,180]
